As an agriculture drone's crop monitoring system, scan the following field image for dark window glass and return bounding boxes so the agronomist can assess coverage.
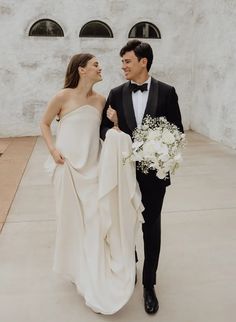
[80,20,113,38]
[29,19,64,37]
[129,22,161,39]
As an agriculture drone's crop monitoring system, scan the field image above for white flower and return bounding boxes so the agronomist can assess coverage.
[174,153,182,163]
[132,140,143,149]
[159,117,166,122]
[132,149,144,162]
[142,124,149,130]
[159,153,169,162]
[142,140,156,157]
[156,170,167,179]
[156,142,169,155]
[162,129,175,144]
[165,159,175,170]
[147,129,159,140]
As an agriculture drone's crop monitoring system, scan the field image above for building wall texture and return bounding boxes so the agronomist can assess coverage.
[0,0,235,148]
[191,0,236,148]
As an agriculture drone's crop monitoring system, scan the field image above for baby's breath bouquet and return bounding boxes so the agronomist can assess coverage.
[123,115,186,179]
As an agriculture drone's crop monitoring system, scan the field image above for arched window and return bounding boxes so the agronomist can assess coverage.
[79,20,113,38]
[129,22,161,39]
[29,19,64,37]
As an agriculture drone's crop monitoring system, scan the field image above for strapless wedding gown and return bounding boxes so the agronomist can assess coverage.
[46,105,144,314]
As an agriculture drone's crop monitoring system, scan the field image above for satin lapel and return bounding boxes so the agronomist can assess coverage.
[122,82,137,131]
[143,77,159,118]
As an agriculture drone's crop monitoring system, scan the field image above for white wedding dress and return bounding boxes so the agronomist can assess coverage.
[46,105,144,314]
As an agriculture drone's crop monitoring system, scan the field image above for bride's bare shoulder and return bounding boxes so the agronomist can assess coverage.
[94,93,106,110]
[55,88,72,100]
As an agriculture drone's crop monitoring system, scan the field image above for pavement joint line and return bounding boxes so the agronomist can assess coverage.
[163,206,236,214]
[3,219,56,224]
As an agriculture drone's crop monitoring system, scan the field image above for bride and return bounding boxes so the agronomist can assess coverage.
[40,53,143,314]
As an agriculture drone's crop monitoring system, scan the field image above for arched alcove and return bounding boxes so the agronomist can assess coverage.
[29,19,64,37]
[129,22,161,39]
[79,20,113,38]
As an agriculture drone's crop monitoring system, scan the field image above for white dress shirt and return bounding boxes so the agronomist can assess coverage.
[131,76,151,128]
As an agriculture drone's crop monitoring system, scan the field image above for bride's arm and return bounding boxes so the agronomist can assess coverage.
[100,91,114,140]
[40,94,65,164]
[100,91,120,139]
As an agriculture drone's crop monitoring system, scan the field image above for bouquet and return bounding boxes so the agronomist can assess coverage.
[123,115,186,179]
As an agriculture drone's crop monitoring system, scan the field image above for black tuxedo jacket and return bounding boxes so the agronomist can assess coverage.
[100,77,184,187]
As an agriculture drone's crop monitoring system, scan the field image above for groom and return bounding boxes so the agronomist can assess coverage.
[100,40,184,314]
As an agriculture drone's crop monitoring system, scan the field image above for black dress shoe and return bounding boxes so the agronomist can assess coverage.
[143,287,159,314]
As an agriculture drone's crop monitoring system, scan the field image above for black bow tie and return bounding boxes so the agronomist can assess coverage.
[129,82,148,93]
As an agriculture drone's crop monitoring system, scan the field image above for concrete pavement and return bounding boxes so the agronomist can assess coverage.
[0,131,236,322]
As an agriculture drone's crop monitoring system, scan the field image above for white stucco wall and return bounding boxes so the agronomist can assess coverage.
[1,0,235,149]
[0,0,192,136]
[191,0,236,148]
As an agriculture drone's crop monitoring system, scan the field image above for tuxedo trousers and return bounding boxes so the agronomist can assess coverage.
[136,170,166,288]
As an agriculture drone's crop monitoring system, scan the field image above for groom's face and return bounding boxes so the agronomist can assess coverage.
[121,51,146,81]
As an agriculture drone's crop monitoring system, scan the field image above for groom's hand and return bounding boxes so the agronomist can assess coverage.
[107,105,118,127]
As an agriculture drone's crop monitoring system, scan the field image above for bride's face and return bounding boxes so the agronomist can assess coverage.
[84,57,102,83]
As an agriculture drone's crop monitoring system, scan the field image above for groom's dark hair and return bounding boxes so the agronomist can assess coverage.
[120,40,153,71]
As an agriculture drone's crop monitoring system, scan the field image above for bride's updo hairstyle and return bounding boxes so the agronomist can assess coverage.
[64,53,95,89]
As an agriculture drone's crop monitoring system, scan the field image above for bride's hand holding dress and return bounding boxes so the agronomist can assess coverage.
[50,148,65,164]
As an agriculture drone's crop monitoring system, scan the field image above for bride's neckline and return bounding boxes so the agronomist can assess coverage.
[59,104,101,121]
